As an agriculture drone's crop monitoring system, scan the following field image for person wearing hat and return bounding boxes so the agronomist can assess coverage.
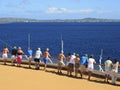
[43,48,51,71]
[34,48,42,70]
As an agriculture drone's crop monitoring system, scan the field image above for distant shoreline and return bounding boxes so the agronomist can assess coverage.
[0,18,120,24]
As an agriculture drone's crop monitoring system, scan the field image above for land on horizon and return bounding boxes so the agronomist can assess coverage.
[0,18,120,23]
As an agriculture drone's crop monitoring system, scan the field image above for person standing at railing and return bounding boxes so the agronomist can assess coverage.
[87,55,96,80]
[67,53,76,76]
[79,54,88,78]
[104,57,112,83]
[111,59,119,85]
[17,47,24,67]
[43,48,51,71]
[34,48,42,70]
[11,46,17,66]
[2,46,9,65]
[27,48,33,68]
[74,54,80,77]
[57,50,66,74]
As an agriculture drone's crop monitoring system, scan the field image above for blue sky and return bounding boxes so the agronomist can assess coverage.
[0,0,120,20]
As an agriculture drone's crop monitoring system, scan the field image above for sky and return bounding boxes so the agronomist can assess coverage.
[0,0,120,20]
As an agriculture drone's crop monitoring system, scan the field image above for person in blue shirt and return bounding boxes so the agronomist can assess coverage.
[27,48,33,68]
[79,54,88,78]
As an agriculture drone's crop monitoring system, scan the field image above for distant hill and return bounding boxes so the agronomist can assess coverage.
[0,18,120,23]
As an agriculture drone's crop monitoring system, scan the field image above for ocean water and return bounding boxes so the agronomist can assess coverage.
[0,22,120,65]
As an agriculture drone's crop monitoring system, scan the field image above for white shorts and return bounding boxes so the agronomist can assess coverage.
[11,55,16,59]
[87,67,93,72]
[2,54,8,59]
[105,70,111,75]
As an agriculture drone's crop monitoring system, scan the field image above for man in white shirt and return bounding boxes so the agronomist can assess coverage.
[104,57,112,83]
[34,48,42,70]
[67,53,76,76]
[87,55,96,80]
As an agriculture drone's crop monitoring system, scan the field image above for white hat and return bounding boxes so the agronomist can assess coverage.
[38,48,41,50]
[46,48,49,51]
[18,47,21,49]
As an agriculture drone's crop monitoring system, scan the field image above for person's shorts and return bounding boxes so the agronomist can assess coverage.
[34,58,40,62]
[68,63,74,72]
[79,65,86,72]
[44,58,49,64]
[11,55,16,59]
[75,63,80,68]
[2,54,8,59]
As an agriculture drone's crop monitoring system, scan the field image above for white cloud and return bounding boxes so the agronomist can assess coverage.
[46,7,94,14]
[96,10,112,14]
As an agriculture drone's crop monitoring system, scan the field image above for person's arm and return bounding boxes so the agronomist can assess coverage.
[93,59,96,64]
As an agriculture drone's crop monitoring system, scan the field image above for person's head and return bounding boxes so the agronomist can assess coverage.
[18,47,21,50]
[61,50,64,54]
[113,59,118,64]
[38,48,41,50]
[13,46,16,49]
[84,54,88,57]
[90,54,94,58]
[107,57,111,60]
[46,48,49,51]
[68,53,71,56]
[73,52,75,55]
[28,47,32,50]
[4,46,7,48]
[76,54,79,57]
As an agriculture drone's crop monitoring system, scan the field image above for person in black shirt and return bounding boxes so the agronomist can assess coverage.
[11,46,17,66]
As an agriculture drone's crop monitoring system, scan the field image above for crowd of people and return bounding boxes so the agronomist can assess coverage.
[0,46,120,85]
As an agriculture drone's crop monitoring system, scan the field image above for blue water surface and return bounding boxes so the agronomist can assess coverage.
[0,22,120,65]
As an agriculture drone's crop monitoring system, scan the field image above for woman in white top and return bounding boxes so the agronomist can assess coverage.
[87,55,96,80]
[111,59,119,85]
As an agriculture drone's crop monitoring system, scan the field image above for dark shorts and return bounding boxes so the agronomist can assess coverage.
[75,63,80,68]
[68,63,74,72]
[34,58,40,62]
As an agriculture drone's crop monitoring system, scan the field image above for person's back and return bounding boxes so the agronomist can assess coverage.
[87,57,96,70]
[69,54,76,64]
[17,47,24,55]
[80,55,88,65]
[58,53,65,61]
[87,55,96,80]
[111,59,119,73]
[111,59,119,84]
[35,49,42,59]
[11,47,17,56]
[105,59,112,72]
[104,57,112,83]
[27,48,33,57]
[44,51,50,58]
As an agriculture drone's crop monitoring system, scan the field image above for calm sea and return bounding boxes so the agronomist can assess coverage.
[0,22,120,65]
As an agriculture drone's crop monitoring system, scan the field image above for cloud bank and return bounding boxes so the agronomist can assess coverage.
[46,7,94,14]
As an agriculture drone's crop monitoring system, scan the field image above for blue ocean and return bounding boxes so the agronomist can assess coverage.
[0,22,120,65]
